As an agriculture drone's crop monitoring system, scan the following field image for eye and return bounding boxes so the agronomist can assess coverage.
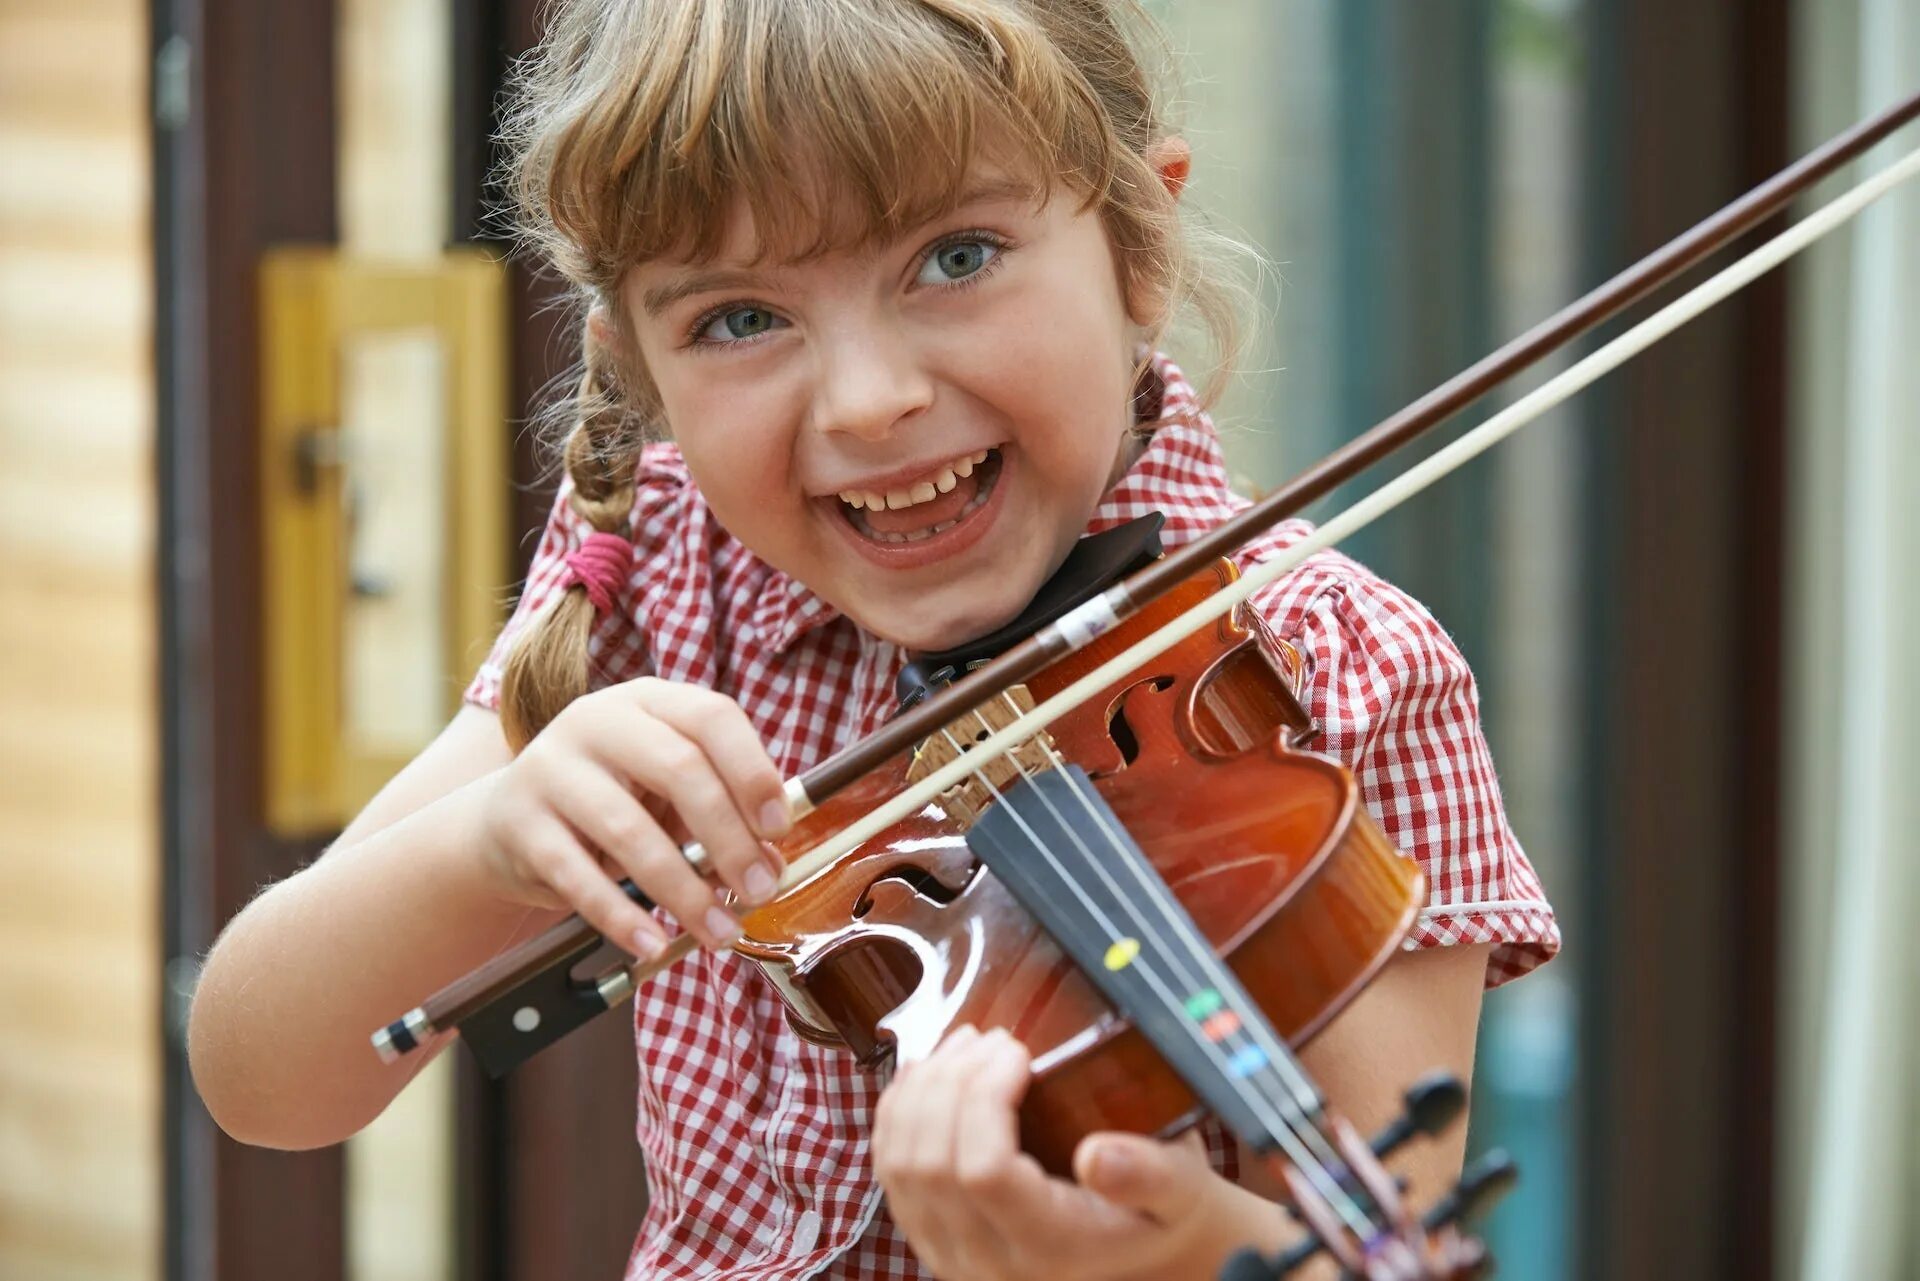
[694,304,783,345]
[916,236,1000,286]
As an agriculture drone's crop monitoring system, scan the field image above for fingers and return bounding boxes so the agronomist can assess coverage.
[587,682,787,909]
[488,678,793,955]
[542,757,738,951]
[874,1027,1193,1281]
[507,811,665,957]
[1072,1129,1212,1221]
[634,681,792,840]
[951,1032,1038,1214]
[876,1027,997,1275]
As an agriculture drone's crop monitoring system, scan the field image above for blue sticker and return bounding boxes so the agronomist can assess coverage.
[1227,1044,1268,1078]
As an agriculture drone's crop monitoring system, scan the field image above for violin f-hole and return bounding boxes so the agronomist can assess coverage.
[853,861,976,917]
[1096,674,1177,775]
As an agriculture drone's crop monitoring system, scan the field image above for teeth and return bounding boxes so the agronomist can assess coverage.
[865,516,964,544]
[838,449,993,513]
[840,449,1001,544]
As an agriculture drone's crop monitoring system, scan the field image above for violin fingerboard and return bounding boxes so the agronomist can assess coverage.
[965,765,1320,1155]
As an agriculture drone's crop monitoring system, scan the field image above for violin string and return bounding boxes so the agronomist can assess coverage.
[1012,716,1357,1166]
[980,697,1372,1214]
[936,719,1379,1240]
[1013,729,1416,1250]
[940,720,1378,1242]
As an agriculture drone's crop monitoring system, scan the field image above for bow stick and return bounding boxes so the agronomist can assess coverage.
[374,91,1920,1063]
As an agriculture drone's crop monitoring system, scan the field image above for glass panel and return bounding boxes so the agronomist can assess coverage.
[336,0,457,1278]
[339,330,449,759]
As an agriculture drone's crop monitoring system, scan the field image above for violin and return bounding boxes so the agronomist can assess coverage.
[370,92,1920,1279]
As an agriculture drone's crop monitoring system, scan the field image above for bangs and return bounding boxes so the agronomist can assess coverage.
[514,0,1143,281]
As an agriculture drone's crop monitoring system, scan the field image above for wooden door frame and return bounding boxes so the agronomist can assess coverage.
[1578,1,1787,1277]
[153,1,344,1278]
[156,1,650,1276]
[455,6,657,1278]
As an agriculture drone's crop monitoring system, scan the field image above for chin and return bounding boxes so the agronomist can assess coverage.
[858,585,1037,656]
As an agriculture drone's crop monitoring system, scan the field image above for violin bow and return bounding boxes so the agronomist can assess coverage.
[373,91,1920,1064]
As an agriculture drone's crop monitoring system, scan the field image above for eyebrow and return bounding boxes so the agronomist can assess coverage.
[641,267,785,319]
[638,177,1040,318]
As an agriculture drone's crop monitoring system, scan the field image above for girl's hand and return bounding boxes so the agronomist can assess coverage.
[476,676,791,955]
[874,1026,1278,1281]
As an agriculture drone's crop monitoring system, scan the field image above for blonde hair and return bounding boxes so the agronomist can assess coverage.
[497,0,1254,748]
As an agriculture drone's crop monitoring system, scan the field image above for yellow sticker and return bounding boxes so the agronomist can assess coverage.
[1103,937,1142,971]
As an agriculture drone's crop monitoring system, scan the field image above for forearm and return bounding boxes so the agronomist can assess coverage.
[187,771,553,1149]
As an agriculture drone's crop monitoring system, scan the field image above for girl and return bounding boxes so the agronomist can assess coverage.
[189,2,1559,1278]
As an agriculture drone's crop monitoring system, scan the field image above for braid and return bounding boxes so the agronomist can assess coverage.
[499,320,647,750]
[561,336,642,531]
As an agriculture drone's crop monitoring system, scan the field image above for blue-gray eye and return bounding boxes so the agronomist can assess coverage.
[918,239,997,285]
[701,306,776,342]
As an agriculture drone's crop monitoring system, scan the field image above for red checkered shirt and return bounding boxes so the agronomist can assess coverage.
[466,354,1559,1279]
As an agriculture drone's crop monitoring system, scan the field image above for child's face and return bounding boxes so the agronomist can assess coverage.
[621,165,1150,653]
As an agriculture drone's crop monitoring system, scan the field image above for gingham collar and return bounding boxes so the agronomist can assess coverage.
[748,352,1239,655]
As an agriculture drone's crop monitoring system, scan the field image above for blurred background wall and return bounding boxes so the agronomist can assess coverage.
[0,1,159,1278]
[1,1,1915,1279]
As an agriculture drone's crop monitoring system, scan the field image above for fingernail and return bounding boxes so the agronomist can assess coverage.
[703,906,741,946]
[1092,1139,1132,1183]
[631,929,662,961]
[743,863,777,904]
[758,799,791,838]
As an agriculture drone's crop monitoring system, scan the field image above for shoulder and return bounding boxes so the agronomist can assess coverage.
[1234,523,1561,985]
[1236,521,1469,719]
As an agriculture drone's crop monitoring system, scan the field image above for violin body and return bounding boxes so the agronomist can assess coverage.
[734,559,1425,1174]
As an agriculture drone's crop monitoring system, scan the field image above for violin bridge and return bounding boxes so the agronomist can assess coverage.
[906,683,1056,826]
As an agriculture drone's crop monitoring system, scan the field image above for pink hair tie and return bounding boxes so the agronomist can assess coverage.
[560,531,633,615]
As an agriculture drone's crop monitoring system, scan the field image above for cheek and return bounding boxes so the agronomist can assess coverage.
[990,327,1131,479]
[681,431,796,528]
[657,382,804,532]
[969,258,1134,474]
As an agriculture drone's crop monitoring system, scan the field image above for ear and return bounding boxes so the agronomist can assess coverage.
[1146,135,1191,204]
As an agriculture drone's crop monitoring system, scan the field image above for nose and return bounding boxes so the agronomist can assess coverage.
[807,325,935,443]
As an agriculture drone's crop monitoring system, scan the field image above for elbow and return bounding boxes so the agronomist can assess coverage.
[187,1024,369,1151]
[185,961,372,1152]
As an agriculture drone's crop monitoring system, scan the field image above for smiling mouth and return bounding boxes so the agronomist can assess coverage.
[836,448,1004,544]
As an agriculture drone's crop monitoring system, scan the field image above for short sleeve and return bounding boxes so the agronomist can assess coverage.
[1254,562,1560,988]
[463,476,650,711]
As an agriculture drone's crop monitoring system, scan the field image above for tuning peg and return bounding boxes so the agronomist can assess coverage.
[1422,1148,1520,1232]
[1219,1153,1514,1281]
[1368,1072,1467,1161]
[1219,1245,1289,1281]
